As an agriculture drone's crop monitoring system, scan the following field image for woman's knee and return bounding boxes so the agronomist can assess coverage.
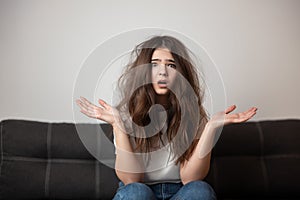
[113,182,155,200]
[176,180,216,200]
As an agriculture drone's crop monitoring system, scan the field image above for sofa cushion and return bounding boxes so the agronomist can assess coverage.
[1,119,300,199]
[0,120,118,199]
[206,120,300,199]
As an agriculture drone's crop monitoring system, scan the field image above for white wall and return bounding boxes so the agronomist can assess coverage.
[1,0,299,122]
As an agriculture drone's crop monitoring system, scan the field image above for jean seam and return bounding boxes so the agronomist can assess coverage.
[162,183,165,200]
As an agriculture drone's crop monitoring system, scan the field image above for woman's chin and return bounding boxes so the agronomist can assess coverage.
[154,89,169,95]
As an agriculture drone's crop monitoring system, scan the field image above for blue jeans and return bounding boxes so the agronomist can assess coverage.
[112,180,217,200]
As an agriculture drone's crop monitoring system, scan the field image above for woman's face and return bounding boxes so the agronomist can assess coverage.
[151,48,177,95]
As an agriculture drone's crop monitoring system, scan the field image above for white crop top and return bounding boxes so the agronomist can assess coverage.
[113,137,181,185]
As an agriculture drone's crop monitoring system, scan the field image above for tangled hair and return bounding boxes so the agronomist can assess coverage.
[116,35,208,164]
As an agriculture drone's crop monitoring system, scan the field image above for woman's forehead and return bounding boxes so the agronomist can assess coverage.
[151,48,174,60]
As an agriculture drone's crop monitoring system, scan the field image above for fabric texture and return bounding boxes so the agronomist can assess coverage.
[0,119,300,199]
[0,120,118,199]
[113,136,181,185]
[113,180,217,200]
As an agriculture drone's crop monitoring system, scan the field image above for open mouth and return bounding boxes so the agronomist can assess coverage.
[157,80,167,88]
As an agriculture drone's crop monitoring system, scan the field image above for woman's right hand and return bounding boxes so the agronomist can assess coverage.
[76,97,122,128]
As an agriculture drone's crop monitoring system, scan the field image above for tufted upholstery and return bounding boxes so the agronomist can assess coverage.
[0,120,118,199]
[205,120,300,199]
[0,119,299,199]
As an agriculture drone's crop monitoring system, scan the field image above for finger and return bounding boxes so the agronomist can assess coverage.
[239,108,257,122]
[78,97,92,109]
[80,96,95,108]
[247,109,257,118]
[76,99,91,112]
[78,102,91,114]
[76,99,87,110]
[98,99,110,110]
[80,109,95,118]
[239,107,256,117]
[248,112,256,119]
[76,98,86,107]
[80,97,103,111]
[245,107,258,117]
[246,107,257,113]
[77,100,98,115]
[225,105,236,114]
[76,99,82,106]
[81,105,102,118]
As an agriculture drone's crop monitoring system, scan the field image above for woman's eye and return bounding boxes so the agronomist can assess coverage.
[151,63,158,67]
[167,63,176,69]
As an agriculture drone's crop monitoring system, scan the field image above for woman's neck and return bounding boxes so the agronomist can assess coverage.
[155,94,170,109]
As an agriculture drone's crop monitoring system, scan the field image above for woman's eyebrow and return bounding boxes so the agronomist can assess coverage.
[151,58,175,63]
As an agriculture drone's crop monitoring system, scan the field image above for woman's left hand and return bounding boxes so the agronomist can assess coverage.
[208,105,258,128]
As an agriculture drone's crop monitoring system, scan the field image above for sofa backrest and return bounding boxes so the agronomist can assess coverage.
[1,119,300,199]
[0,120,119,199]
[205,119,300,199]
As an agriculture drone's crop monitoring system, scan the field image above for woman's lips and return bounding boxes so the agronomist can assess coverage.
[157,80,167,88]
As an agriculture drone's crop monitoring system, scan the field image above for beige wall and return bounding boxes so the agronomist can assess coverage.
[1,0,299,122]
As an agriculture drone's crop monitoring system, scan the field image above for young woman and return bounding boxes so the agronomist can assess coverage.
[76,36,257,200]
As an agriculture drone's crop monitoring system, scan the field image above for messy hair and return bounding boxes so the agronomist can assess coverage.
[116,35,208,164]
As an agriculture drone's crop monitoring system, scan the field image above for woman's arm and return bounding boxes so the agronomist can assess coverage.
[113,124,145,185]
[179,123,214,185]
[76,97,144,184]
[180,105,257,185]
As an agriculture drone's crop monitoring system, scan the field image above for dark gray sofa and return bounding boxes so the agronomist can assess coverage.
[0,119,299,199]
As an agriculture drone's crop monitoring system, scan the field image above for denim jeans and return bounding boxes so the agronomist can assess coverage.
[112,180,217,200]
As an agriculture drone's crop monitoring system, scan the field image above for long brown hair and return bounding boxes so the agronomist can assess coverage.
[116,35,208,164]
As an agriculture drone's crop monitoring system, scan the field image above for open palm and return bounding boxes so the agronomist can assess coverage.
[209,105,258,128]
[76,97,120,127]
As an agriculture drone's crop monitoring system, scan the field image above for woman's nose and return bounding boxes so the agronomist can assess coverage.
[158,64,168,76]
